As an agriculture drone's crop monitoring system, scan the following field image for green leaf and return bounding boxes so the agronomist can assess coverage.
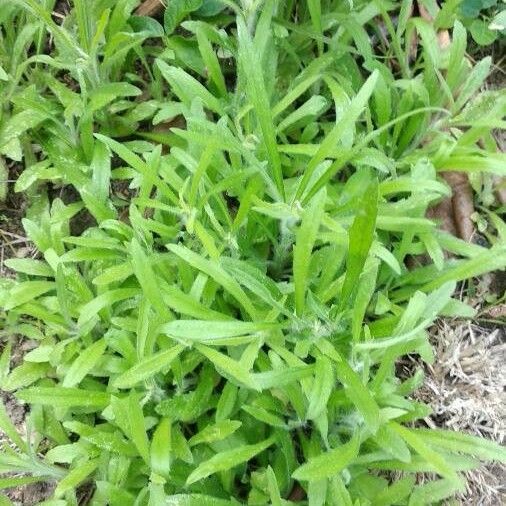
[130,238,171,319]
[164,495,236,506]
[89,82,141,112]
[189,420,241,446]
[409,478,466,505]
[236,15,284,199]
[3,281,54,310]
[164,0,203,34]
[375,476,415,506]
[113,344,185,389]
[3,258,53,277]
[160,320,280,344]
[196,26,227,97]
[306,356,333,420]
[412,428,506,462]
[374,422,412,463]
[54,460,98,498]
[167,244,257,318]
[340,178,379,306]
[220,257,285,311]
[0,158,7,202]
[352,259,380,341]
[162,284,232,320]
[3,362,49,391]
[293,188,326,316]
[334,359,380,433]
[78,288,139,327]
[390,422,460,483]
[17,387,110,408]
[292,433,360,481]
[62,339,107,387]
[126,393,150,464]
[186,436,275,485]
[151,418,172,479]
[469,19,497,46]
[454,57,491,111]
[252,366,314,390]
[195,344,257,390]
[156,59,223,114]
[266,465,283,506]
[64,421,137,457]
[0,110,48,151]
[295,71,378,201]
[0,476,45,491]
[490,9,506,30]
[421,245,506,291]
[0,400,28,452]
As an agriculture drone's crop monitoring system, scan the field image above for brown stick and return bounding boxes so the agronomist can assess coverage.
[416,1,476,242]
[135,0,165,17]
[442,171,475,242]
[426,194,458,238]
[493,176,506,205]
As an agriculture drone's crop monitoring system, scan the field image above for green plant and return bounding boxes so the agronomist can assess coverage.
[436,0,506,46]
[0,1,505,504]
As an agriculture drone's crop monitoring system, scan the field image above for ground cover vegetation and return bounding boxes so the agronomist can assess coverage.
[0,0,505,504]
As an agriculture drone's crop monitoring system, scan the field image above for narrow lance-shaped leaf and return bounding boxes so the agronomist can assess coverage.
[62,339,107,387]
[411,428,506,463]
[352,259,380,341]
[195,344,257,390]
[292,433,361,481]
[0,400,28,452]
[306,356,334,420]
[236,15,284,199]
[78,288,139,327]
[340,178,379,308]
[159,320,281,344]
[293,188,326,316]
[166,243,257,318]
[129,238,171,320]
[17,387,110,409]
[390,422,460,483]
[151,418,172,479]
[294,70,379,201]
[409,478,466,505]
[156,59,223,114]
[54,460,98,498]
[333,359,380,433]
[126,393,150,464]
[189,420,242,446]
[3,258,53,277]
[113,344,185,389]
[186,436,275,485]
[4,281,54,310]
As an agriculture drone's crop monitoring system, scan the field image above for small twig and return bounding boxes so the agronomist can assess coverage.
[0,229,28,241]
[0,229,23,255]
[135,0,166,17]
[442,171,475,242]
[492,176,506,205]
[2,239,30,246]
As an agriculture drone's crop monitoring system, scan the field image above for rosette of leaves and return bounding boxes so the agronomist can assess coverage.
[0,1,505,505]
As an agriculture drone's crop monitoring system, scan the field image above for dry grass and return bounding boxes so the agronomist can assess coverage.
[413,319,506,505]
